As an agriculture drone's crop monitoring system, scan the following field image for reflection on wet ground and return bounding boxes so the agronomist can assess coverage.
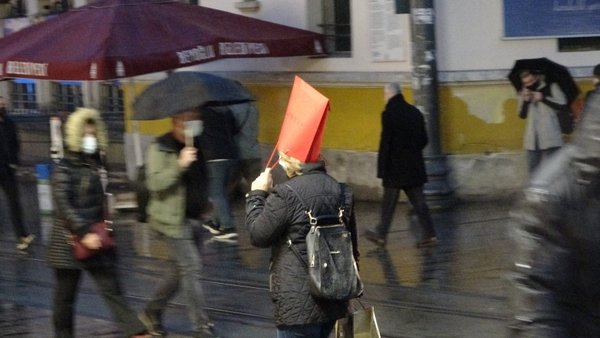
[0,177,516,337]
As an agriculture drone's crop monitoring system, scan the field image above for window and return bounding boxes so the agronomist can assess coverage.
[52,81,83,112]
[558,36,600,52]
[100,81,124,113]
[320,0,351,56]
[10,79,37,112]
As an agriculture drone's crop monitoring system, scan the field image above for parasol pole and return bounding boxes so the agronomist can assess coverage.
[129,78,144,168]
[184,122,194,148]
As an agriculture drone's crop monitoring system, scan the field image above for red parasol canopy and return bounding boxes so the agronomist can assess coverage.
[0,0,326,81]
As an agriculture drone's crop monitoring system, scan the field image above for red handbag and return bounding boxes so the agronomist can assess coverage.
[71,221,115,261]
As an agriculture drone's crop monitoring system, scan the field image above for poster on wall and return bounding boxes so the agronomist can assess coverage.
[504,0,600,38]
[368,0,406,62]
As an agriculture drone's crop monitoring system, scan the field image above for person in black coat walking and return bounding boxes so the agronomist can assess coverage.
[0,96,34,250]
[364,82,437,248]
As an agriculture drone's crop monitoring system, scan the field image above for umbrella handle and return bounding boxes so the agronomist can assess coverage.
[184,127,194,147]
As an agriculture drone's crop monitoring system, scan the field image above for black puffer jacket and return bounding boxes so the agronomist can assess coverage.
[245,162,359,327]
[46,108,114,269]
[511,88,600,337]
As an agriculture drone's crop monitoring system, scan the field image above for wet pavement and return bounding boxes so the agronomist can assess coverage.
[0,169,517,337]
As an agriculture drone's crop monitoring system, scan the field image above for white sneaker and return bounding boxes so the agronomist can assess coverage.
[16,234,35,250]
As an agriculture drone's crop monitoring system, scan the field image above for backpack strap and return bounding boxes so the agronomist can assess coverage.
[284,183,311,268]
[284,182,346,268]
[285,182,345,223]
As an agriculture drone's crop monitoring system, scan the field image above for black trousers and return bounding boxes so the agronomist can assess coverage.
[0,169,27,238]
[53,267,146,338]
[375,186,436,240]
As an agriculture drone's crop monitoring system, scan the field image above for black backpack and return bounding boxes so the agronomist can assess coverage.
[286,183,363,301]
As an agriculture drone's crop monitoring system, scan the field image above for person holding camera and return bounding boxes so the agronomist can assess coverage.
[518,70,565,173]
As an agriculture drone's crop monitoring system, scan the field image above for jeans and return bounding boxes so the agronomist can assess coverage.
[53,268,146,338]
[145,220,210,334]
[0,169,27,238]
[527,147,560,174]
[375,186,436,240]
[276,321,336,338]
[206,159,237,230]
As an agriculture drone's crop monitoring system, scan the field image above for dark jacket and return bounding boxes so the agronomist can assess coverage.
[245,162,359,327]
[511,90,600,337]
[46,108,114,269]
[377,93,428,188]
[199,106,237,160]
[0,115,20,175]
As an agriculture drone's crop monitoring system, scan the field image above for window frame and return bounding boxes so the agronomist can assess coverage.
[52,81,83,112]
[10,79,38,113]
[319,0,352,56]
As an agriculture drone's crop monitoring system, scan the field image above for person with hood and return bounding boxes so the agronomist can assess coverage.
[510,83,600,337]
[0,96,34,250]
[46,108,149,338]
[364,82,437,248]
[245,152,359,338]
[138,109,217,338]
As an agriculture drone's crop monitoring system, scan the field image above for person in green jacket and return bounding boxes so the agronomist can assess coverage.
[138,108,217,338]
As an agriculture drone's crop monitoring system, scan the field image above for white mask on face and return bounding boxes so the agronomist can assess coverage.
[184,120,204,138]
[81,135,98,154]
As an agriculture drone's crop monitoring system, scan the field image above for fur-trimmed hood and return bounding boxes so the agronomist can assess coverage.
[63,107,108,153]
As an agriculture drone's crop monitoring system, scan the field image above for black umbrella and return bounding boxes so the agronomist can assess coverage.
[132,71,254,120]
[507,57,580,104]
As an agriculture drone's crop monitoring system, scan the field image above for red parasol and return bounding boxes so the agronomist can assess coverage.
[0,0,326,81]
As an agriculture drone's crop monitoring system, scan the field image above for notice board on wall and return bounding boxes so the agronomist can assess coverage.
[503,0,600,39]
[368,0,407,62]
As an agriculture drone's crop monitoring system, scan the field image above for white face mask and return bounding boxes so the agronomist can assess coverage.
[184,120,204,138]
[81,135,98,154]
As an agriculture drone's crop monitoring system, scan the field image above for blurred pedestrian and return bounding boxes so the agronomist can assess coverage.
[46,107,149,338]
[517,69,565,173]
[0,96,34,250]
[364,82,437,249]
[510,79,600,337]
[199,106,239,242]
[585,63,600,101]
[229,101,262,196]
[246,152,359,338]
[139,109,217,338]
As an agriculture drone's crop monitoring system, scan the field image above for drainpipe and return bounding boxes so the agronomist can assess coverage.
[409,0,454,208]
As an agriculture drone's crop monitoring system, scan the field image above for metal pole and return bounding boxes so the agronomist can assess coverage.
[409,0,453,207]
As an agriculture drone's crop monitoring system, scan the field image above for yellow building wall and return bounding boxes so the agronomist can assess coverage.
[123,80,596,155]
[248,84,387,152]
[439,84,525,154]
[123,81,172,136]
